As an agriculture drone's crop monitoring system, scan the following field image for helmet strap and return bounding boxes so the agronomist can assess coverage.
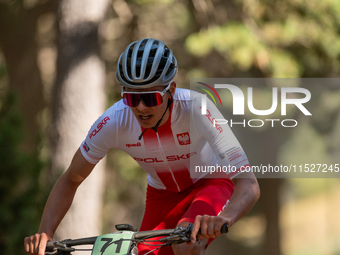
[138,90,173,140]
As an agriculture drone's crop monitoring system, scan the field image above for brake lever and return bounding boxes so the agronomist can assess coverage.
[179,223,200,244]
[46,240,75,253]
[163,223,201,245]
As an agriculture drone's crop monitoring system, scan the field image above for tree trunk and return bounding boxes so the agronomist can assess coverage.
[50,0,109,243]
[232,117,287,255]
[0,3,50,151]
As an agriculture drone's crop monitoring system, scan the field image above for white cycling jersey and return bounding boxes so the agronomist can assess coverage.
[80,88,250,192]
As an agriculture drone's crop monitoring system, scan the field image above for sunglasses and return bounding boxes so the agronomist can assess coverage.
[121,83,171,107]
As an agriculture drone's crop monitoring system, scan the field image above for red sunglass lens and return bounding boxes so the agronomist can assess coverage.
[123,93,163,107]
[123,94,138,107]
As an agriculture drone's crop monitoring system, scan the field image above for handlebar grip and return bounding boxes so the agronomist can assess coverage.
[45,241,55,252]
[196,223,229,236]
[220,223,229,234]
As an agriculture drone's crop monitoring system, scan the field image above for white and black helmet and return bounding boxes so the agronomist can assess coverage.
[116,38,178,88]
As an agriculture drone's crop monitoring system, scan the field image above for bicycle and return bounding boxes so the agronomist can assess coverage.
[45,223,229,255]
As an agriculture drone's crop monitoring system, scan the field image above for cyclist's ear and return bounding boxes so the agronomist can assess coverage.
[169,81,176,96]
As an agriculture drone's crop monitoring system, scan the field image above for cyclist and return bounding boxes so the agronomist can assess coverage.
[24,38,260,255]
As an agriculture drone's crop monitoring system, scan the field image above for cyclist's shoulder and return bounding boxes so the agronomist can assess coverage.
[173,88,202,101]
[171,89,204,120]
[108,99,129,112]
[173,88,202,112]
[89,100,133,132]
[103,99,133,120]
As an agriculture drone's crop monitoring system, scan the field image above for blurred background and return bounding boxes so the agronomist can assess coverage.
[0,0,339,254]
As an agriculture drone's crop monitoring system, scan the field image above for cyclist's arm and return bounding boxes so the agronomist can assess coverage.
[24,148,96,255]
[191,171,260,242]
[221,172,260,225]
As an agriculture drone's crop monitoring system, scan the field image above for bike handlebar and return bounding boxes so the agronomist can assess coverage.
[46,223,229,252]
[134,223,229,239]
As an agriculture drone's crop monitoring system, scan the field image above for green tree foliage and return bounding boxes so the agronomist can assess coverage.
[0,92,47,254]
[185,0,340,78]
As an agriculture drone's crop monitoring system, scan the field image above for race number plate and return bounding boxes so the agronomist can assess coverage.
[91,232,134,255]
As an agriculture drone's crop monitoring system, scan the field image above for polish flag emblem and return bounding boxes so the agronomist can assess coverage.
[177,132,191,145]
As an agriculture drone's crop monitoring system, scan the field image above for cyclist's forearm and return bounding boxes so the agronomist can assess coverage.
[219,173,260,227]
[37,149,95,237]
[38,173,80,237]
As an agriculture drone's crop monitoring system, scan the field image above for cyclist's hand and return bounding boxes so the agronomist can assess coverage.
[24,233,52,255]
[190,215,229,243]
